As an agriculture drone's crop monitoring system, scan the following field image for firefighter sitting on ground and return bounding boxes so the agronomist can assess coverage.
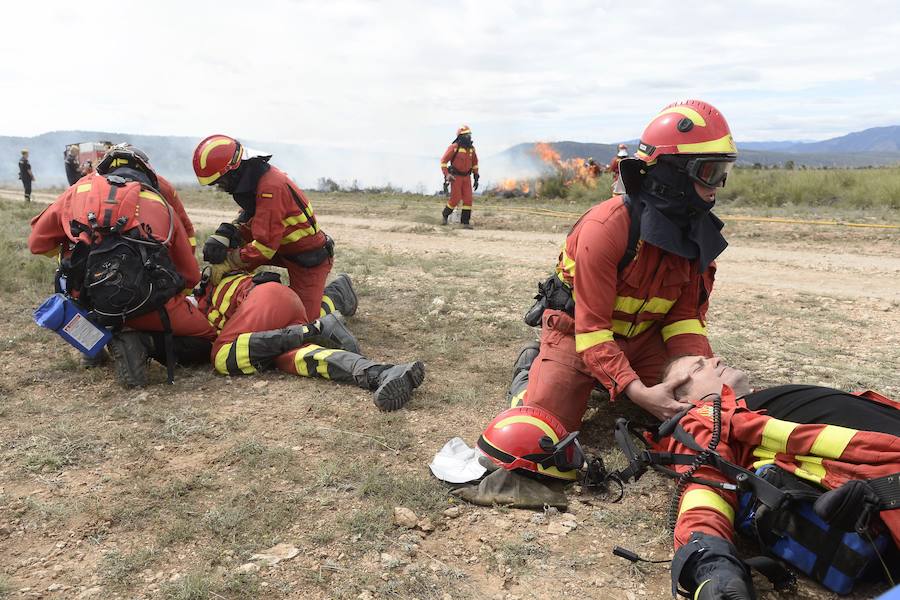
[19,149,35,202]
[197,269,425,411]
[480,350,900,599]
[193,135,341,319]
[439,125,480,229]
[518,100,737,428]
[28,146,215,387]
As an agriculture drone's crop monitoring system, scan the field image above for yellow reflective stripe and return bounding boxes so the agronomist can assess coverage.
[235,333,256,374]
[611,319,656,338]
[752,458,775,470]
[658,106,707,127]
[761,418,798,454]
[809,425,857,459]
[76,183,92,193]
[292,344,323,376]
[42,247,61,258]
[536,464,578,480]
[214,343,232,374]
[321,295,336,315]
[312,348,338,379]
[679,488,734,523]
[208,275,249,329]
[752,447,776,460]
[280,226,317,245]
[138,190,166,205]
[614,295,675,315]
[281,214,310,227]
[440,162,449,167]
[251,239,277,259]
[677,134,737,155]
[493,415,559,444]
[199,137,232,169]
[793,455,826,485]
[661,319,707,342]
[575,329,614,352]
[509,389,526,408]
[260,192,274,198]
[198,172,222,186]
[694,580,711,600]
[188,236,197,247]
[560,249,576,279]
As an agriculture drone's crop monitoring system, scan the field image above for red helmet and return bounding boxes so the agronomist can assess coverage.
[477,405,584,480]
[193,134,243,186]
[457,125,472,136]
[635,100,737,188]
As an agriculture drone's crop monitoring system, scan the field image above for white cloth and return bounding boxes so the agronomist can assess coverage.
[429,437,487,484]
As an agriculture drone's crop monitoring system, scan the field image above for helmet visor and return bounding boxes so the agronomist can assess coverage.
[686,157,735,188]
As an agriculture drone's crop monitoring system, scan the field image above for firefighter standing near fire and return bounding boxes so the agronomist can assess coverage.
[515,99,737,428]
[192,135,350,320]
[19,149,35,202]
[440,125,479,229]
[609,143,629,176]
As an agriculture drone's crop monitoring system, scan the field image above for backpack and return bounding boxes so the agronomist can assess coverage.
[61,175,183,326]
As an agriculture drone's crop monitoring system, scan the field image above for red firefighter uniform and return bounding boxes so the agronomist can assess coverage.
[156,174,197,250]
[664,386,900,550]
[440,138,479,217]
[234,166,332,320]
[609,155,623,176]
[518,197,714,432]
[28,174,215,339]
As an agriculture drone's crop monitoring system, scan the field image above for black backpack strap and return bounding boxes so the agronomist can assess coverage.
[617,195,643,271]
[157,306,176,385]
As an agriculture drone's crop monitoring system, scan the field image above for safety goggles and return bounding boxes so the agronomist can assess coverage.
[537,431,586,472]
[684,156,735,188]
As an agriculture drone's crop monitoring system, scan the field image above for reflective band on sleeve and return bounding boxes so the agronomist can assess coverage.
[761,418,798,454]
[611,319,655,338]
[560,249,576,280]
[214,343,232,374]
[138,191,166,204]
[614,295,675,315]
[679,488,735,523]
[440,162,449,167]
[809,425,857,459]
[188,237,197,247]
[251,239,277,259]
[575,329,615,352]
[280,225,318,245]
[235,333,257,375]
[793,455,826,485]
[661,319,707,342]
[282,214,310,227]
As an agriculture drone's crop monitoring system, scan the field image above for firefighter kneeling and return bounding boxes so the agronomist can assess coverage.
[197,271,425,411]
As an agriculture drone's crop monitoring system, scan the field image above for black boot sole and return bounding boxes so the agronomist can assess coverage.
[373,361,426,412]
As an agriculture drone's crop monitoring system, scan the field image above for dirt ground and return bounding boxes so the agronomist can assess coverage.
[0,188,897,600]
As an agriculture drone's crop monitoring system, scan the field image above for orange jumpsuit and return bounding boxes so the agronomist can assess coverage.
[234,166,332,319]
[440,143,479,215]
[156,175,197,250]
[520,197,714,431]
[28,174,215,340]
[201,275,367,382]
[663,386,900,550]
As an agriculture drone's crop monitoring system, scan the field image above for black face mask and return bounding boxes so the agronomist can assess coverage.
[456,134,473,148]
[227,158,271,216]
[637,158,727,271]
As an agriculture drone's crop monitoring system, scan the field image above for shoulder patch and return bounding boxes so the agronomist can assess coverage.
[259,192,274,198]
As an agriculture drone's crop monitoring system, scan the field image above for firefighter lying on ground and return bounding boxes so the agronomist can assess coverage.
[479,350,900,599]
[196,270,425,411]
[28,146,215,387]
[439,125,479,229]
[193,135,334,320]
[519,99,737,428]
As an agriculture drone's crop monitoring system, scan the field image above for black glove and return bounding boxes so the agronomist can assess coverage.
[251,271,282,285]
[442,180,449,195]
[202,235,229,264]
[473,173,480,191]
[214,222,242,247]
[671,533,755,600]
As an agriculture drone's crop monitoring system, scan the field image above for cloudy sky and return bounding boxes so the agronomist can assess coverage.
[3,0,900,157]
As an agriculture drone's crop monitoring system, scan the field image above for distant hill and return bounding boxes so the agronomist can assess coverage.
[496,125,900,170]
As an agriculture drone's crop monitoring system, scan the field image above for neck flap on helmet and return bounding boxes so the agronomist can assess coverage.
[229,157,272,216]
[637,158,727,271]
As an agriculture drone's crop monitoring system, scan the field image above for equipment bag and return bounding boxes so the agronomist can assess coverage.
[737,465,894,596]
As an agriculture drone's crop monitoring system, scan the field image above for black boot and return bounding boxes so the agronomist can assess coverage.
[507,341,540,405]
[108,331,154,388]
[460,207,473,229]
[369,361,426,411]
[323,273,358,317]
[304,312,360,353]
[441,206,453,225]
